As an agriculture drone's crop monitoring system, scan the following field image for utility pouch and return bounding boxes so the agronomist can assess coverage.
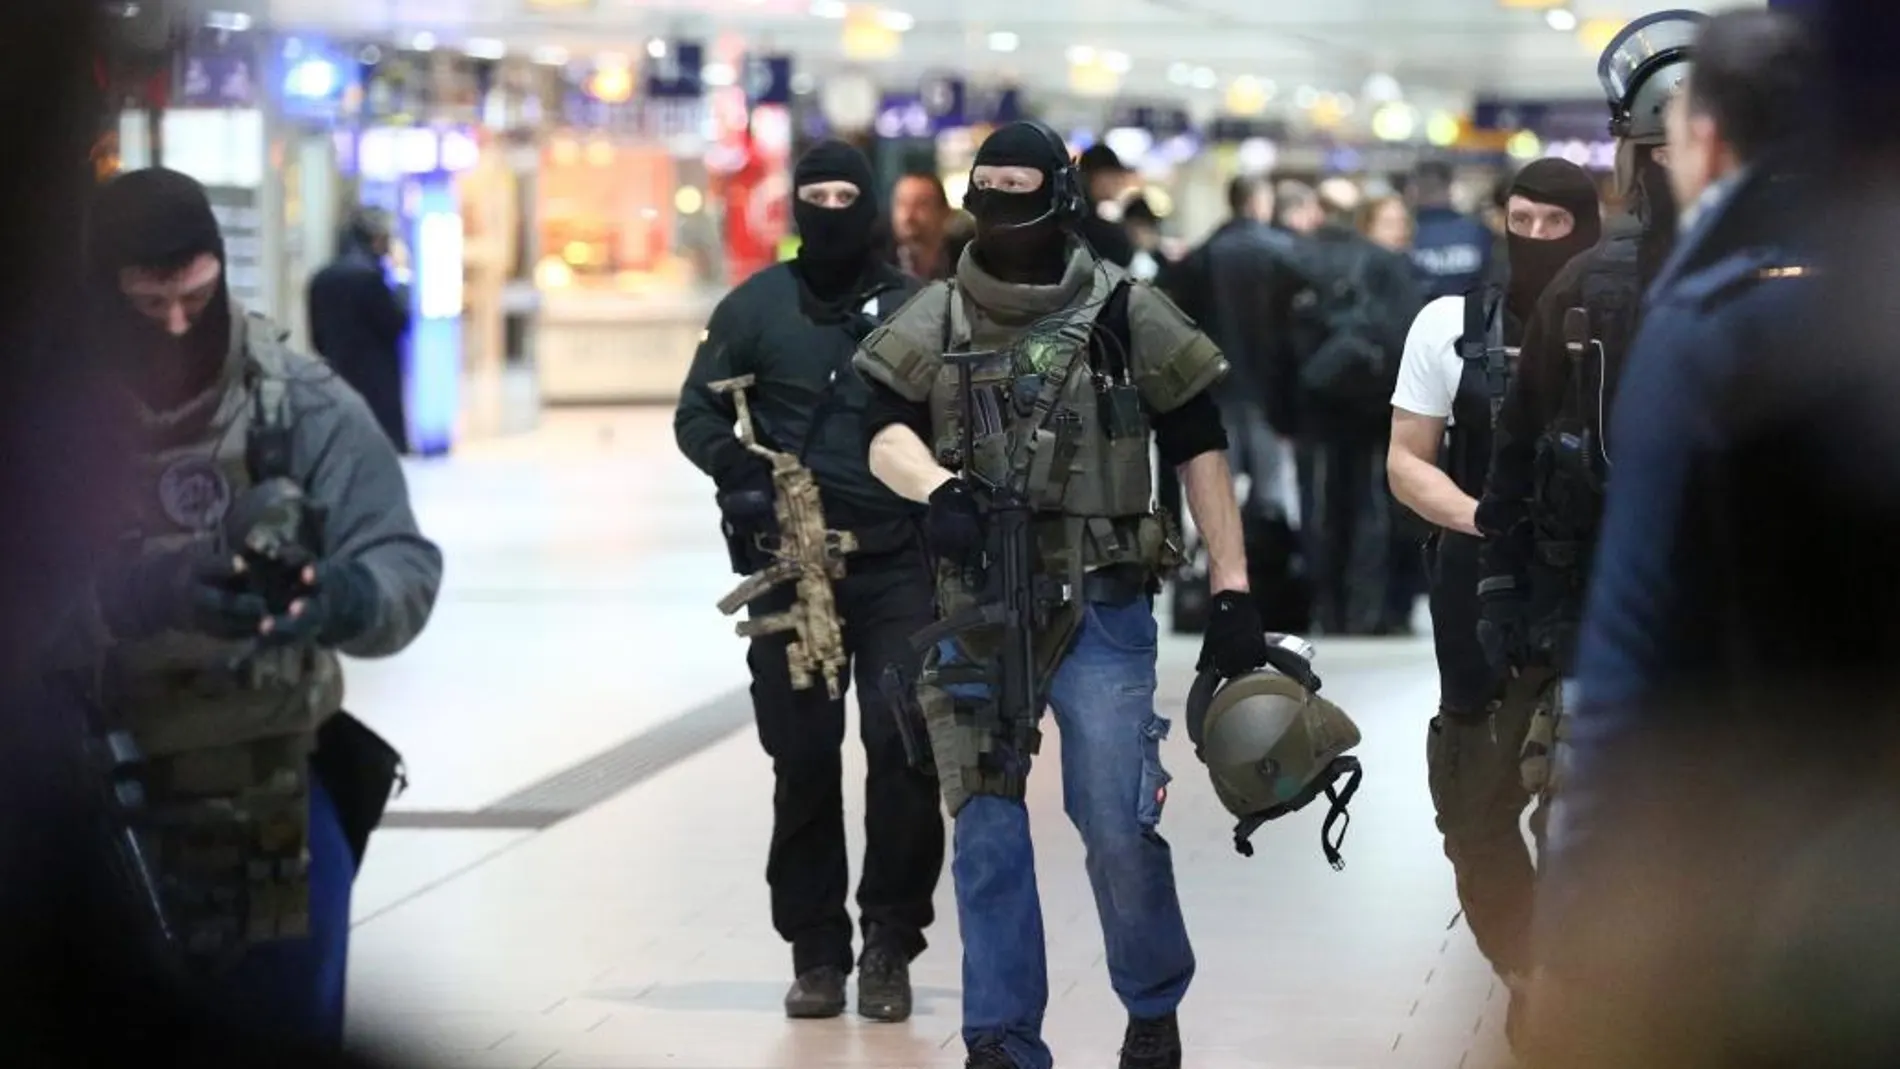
[1099,382,1144,441]
[310,711,407,868]
[879,664,936,774]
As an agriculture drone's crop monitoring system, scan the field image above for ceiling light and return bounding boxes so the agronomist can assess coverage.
[1545,8,1578,31]
[1167,62,1192,85]
[702,61,736,86]
[1101,50,1131,74]
[1362,72,1401,103]
[411,32,437,51]
[532,45,569,65]
[1189,66,1217,90]
[987,30,1019,52]
[810,0,847,17]
[879,9,915,31]
[646,37,667,58]
[464,37,506,60]
[1295,85,1319,108]
[204,10,252,31]
[1065,45,1096,66]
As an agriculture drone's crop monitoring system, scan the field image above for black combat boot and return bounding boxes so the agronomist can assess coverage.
[1119,1012,1182,1069]
[965,1042,1020,1069]
[856,944,913,1022]
[783,966,846,1019]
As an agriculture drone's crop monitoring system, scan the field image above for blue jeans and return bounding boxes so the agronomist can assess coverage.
[949,597,1194,1069]
[207,775,356,1047]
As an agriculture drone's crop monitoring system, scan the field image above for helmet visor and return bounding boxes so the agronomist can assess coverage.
[1598,10,1706,106]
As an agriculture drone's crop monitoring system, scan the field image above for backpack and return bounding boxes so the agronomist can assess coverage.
[1296,242,1398,418]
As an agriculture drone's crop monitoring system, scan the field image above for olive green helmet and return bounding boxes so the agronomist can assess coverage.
[1186,635,1364,868]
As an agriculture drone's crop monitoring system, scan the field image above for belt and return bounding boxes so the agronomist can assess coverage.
[1081,564,1151,607]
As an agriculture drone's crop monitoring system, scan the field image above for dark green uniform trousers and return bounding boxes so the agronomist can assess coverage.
[1426,668,1556,978]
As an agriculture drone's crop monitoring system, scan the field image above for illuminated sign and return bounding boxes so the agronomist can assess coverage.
[404,174,462,458]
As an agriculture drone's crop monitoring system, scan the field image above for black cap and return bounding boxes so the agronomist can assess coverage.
[1077,142,1127,176]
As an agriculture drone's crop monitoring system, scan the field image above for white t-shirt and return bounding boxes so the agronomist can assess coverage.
[1390,294,1472,426]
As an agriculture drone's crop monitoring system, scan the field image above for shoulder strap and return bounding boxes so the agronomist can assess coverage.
[943,280,969,353]
[1090,280,1135,383]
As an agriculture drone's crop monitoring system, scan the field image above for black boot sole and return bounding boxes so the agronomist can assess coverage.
[856,993,912,1023]
[785,999,846,1020]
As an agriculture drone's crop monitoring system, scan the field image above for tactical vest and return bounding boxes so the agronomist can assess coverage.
[1528,232,1644,668]
[97,314,340,958]
[926,266,1176,586]
[1424,286,1519,712]
[1446,284,1511,499]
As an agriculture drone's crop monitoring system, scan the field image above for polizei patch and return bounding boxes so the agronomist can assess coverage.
[157,455,233,532]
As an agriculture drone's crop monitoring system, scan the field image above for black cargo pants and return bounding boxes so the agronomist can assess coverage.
[745,542,946,977]
[1426,666,1557,978]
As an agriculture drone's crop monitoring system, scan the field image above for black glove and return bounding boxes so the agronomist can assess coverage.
[1197,591,1271,679]
[1477,575,1530,674]
[99,543,269,642]
[712,443,778,574]
[257,560,381,649]
[925,478,985,567]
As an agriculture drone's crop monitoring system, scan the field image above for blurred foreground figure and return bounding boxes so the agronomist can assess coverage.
[0,3,418,1066]
[1536,9,1900,1067]
[51,167,441,1044]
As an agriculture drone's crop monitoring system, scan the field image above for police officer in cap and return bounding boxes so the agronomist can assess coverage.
[51,167,442,1044]
[1475,11,1705,707]
[674,139,945,1024]
[856,119,1267,1069]
[1388,156,1601,1049]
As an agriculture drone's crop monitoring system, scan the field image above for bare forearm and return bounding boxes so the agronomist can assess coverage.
[1388,449,1480,536]
[1180,450,1248,593]
[869,424,954,503]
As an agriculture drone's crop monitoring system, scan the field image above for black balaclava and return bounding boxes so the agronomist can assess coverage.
[86,168,233,409]
[963,122,1071,284]
[1505,158,1604,320]
[791,140,879,300]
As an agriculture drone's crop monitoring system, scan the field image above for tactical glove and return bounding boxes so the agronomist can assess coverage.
[1197,590,1271,679]
[257,560,381,649]
[98,543,269,642]
[712,443,779,574]
[1477,575,1530,674]
[925,478,985,567]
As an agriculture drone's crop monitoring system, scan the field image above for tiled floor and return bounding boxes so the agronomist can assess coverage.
[343,409,1514,1069]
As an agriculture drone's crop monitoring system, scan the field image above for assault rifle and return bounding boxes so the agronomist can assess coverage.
[709,374,856,699]
[895,350,1077,766]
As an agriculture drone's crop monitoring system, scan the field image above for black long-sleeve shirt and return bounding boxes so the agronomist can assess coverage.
[674,262,921,529]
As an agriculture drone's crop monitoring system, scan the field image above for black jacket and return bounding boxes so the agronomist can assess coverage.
[1077,212,1136,269]
[1166,218,1304,430]
[675,260,921,534]
[307,245,410,453]
[1287,225,1423,440]
[1476,216,1673,666]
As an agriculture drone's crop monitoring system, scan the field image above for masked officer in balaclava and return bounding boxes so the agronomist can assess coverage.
[48,167,441,1045]
[854,120,1269,1069]
[1475,12,1704,717]
[674,140,944,1024]
[1387,157,1602,1051]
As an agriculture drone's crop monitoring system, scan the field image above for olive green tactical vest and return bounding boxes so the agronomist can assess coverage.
[98,312,340,949]
[927,264,1178,584]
